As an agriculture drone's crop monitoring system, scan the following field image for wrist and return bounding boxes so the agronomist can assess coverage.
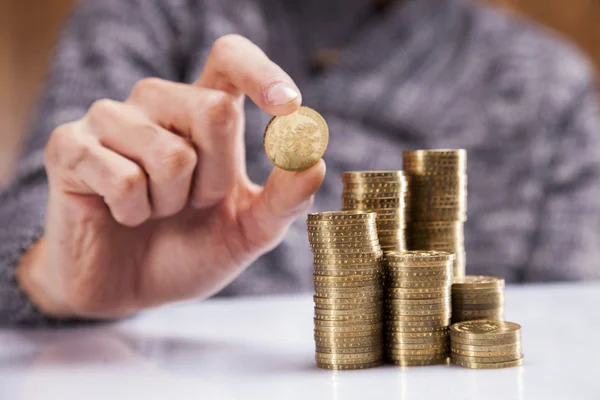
[16,238,74,318]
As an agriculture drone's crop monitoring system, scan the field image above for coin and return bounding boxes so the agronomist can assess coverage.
[450,335,519,346]
[314,329,382,338]
[316,360,382,370]
[450,320,521,339]
[451,353,523,364]
[451,342,522,353]
[452,276,505,289]
[263,106,328,171]
[315,350,383,362]
[451,357,524,369]
[316,344,383,354]
[389,357,449,366]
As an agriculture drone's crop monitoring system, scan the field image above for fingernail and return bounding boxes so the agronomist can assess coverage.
[267,82,299,106]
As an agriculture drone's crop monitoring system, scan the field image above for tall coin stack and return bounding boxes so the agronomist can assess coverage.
[451,276,505,323]
[403,150,467,279]
[341,171,407,253]
[450,320,523,369]
[383,251,454,366]
[307,211,385,370]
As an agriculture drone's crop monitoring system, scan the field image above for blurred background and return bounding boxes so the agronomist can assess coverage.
[1,0,599,185]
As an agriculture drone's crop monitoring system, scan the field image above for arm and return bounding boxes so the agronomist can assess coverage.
[0,0,188,324]
[524,67,600,282]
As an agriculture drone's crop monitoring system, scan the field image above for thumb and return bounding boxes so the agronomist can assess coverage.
[239,160,326,254]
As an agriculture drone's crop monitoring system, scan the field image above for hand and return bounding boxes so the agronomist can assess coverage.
[17,35,326,319]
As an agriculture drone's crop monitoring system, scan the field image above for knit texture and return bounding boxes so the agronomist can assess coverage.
[2,0,600,325]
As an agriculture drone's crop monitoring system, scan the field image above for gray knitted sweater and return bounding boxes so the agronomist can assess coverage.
[2,0,600,325]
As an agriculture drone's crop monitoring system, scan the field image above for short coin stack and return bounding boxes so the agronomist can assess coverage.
[450,320,523,369]
[307,211,384,370]
[451,276,505,323]
[384,251,454,366]
[341,171,407,253]
[403,150,467,279]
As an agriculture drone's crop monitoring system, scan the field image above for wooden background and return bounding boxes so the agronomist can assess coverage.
[0,0,599,183]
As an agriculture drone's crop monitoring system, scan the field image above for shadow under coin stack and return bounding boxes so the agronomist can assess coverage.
[341,171,407,253]
[307,211,384,370]
[384,251,454,366]
[403,150,467,279]
[451,276,505,323]
[450,320,523,369]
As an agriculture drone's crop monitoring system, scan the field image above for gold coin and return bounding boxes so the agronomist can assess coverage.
[387,347,449,356]
[452,276,505,289]
[452,309,504,317]
[314,336,383,348]
[387,325,451,333]
[385,336,449,345]
[314,329,382,339]
[315,302,383,312]
[310,240,380,250]
[385,250,454,261]
[389,357,449,367]
[450,335,519,346]
[452,357,524,369]
[385,320,450,329]
[315,351,383,362]
[450,347,523,358]
[311,247,382,255]
[307,224,377,233]
[386,270,451,280]
[307,211,376,221]
[450,320,521,339]
[451,343,522,353]
[314,315,382,324]
[316,360,382,370]
[316,344,383,355]
[314,274,381,283]
[390,341,449,350]
[451,353,523,364]
[263,106,328,172]
[313,268,382,277]
[314,321,383,332]
[385,280,451,289]
[386,296,450,305]
[342,171,404,179]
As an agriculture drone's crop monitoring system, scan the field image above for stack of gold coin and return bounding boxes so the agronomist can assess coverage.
[403,150,467,279]
[307,211,384,370]
[450,320,524,369]
[341,171,407,253]
[384,251,454,366]
[451,276,505,323]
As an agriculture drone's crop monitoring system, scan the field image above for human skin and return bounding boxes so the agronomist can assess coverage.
[16,35,326,319]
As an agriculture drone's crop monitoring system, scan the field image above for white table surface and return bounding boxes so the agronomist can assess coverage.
[1,282,599,400]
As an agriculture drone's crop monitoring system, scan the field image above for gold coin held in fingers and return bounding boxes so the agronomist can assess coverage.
[263,106,329,171]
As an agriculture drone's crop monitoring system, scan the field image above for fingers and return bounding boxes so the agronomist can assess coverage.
[127,78,244,208]
[45,123,151,227]
[197,34,302,116]
[86,99,197,217]
[238,160,326,254]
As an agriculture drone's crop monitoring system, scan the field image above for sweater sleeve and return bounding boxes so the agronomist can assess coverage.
[524,59,600,282]
[0,0,192,325]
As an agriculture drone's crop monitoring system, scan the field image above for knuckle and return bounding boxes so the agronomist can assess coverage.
[45,123,90,172]
[211,34,247,57]
[111,167,145,202]
[130,77,164,101]
[206,92,240,127]
[89,99,119,119]
[154,141,198,179]
[44,124,71,167]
